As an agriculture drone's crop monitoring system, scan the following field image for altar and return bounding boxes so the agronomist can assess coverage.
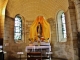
[26,45,52,60]
[26,16,52,60]
[25,41,52,60]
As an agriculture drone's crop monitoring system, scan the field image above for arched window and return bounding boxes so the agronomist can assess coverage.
[57,11,67,42]
[14,14,22,41]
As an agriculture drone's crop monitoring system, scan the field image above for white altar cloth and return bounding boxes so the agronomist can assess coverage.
[25,46,51,52]
[33,42,50,46]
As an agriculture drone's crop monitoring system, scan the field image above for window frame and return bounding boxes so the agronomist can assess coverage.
[57,11,67,42]
[61,13,67,38]
[14,14,22,41]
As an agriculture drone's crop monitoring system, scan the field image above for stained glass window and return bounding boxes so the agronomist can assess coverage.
[14,15,22,40]
[61,13,66,38]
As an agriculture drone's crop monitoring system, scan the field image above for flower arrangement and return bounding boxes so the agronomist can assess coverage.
[28,38,33,46]
[40,37,45,42]
[44,38,49,43]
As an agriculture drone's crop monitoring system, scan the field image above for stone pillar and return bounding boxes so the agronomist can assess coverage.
[74,0,80,32]
[0,0,8,38]
[65,9,74,60]
[74,0,80,60]
[0,15,4,38]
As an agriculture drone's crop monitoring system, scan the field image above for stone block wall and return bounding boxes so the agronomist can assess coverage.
[3,0,80,60]
[4,15,34,59]
[68,0,79,60]
[4,15,76,60]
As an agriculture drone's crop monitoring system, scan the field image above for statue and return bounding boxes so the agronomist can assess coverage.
[37,22,42,39]
[29,16,50,42]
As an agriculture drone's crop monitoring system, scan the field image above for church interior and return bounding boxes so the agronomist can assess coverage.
[0,0,80,60]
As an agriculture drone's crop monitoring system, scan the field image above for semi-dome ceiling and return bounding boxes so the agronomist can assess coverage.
[6,0,69,21]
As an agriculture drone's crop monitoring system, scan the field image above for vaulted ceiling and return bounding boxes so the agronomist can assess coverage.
[6,0,69,20]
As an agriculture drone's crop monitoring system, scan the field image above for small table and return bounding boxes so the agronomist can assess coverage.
[17,52,24,60]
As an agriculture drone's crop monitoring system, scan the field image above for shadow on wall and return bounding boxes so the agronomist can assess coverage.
[47,18,55,24]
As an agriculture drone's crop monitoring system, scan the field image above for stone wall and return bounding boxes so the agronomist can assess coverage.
[4,15,75,60]
[68,0,79,60]
[4,15,34,59]
[75,0,80,60]
[3,0,80,60]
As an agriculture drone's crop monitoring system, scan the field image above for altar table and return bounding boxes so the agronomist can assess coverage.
[25,46,51,52]
[26,46,52,60]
